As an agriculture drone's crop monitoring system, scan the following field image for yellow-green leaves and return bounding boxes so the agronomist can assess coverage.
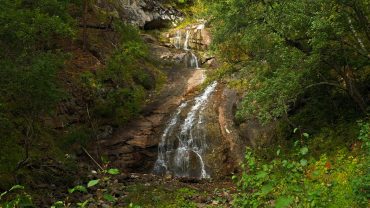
[107,168,120,175]
[68,185,87,194]
[87,179,100,188]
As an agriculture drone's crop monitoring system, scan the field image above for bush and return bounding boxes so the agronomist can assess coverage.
[233,126,369,208]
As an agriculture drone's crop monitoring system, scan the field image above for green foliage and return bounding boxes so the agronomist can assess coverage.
[106,168,120,175]
[54,166,123,207]
[81,22,165,125]
[0,185,34,208]
[205,0,369,123]
[233,126,369,207]
[87,179,100,188]
[0,0,74,182]
[358,120,370,151]
[68,185,88,194]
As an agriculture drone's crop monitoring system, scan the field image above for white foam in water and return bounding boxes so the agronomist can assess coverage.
[153,82,217,178]
[175,30,182,49]
[190,52,199,69]
[181,81,217,135]
[153,102,188,174]
[184,30,190,51]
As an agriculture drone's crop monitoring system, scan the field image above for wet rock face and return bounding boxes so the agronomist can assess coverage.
[166,24,212,51]
[96,0,183,29]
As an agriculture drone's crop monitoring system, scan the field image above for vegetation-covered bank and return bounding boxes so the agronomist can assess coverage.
[0,0,171,205]
[197,0,369,207]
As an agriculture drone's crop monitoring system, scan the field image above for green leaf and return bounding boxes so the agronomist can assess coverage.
[103,193,116,202]
[260,184,273,195]
[302,133,309,138]
[300,159,308,166]
[275,196,294,208]
[300,147,309,155]
[0,191,8,200]
[68,185,87,193]
[107,168,120,175]
[293,128,298,133]
[77,199,90,208]
[9,185,24,192]
[256,171,268,179]
[276,149,281,156]
[87,179,100,188]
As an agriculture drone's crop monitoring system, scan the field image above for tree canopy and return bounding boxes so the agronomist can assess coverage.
[206,0,369,123]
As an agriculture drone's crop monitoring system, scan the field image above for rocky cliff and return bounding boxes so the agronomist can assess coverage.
[94,0,184,29]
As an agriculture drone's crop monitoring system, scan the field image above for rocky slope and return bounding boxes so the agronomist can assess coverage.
[98,21,277,179]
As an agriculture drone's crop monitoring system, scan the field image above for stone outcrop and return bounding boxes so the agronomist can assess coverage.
[95,0,184,29]
[166,23,212,51]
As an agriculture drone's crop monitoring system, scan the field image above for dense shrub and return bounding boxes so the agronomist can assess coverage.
[233,122,369,208]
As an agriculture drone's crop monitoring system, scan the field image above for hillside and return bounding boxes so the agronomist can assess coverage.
[0,0,369,207]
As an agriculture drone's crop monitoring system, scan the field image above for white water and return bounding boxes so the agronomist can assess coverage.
[153,102,188,174]
[190,52,199,69]
[184,30,199,69]
[153,82,218,178]
[181,81,217,135]
[184,30,190,51]
[175,30,182,49]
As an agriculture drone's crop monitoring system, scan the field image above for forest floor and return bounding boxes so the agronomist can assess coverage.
[103,173,236,208]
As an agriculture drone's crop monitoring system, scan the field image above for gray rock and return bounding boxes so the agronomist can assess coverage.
[95,0,184,29]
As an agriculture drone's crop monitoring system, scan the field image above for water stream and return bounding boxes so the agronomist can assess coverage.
[190,52,199,69]
[183,29,199,69]
[175,30,182,49]
[184,30,190,51]
[154,81,218,178]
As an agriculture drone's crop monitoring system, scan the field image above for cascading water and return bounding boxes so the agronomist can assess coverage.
[182,29,200,69]
[190,52,199,69]
[174,30,182,49]
[154,81,218,178]
[183,30,190,51]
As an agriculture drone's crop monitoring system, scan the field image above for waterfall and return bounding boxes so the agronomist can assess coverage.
[175,29,200,69]
[153,102,188,174]
[154,82,218,178]
[190,52,199,69]
[175,30,182,49]
[184,30,190,51]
